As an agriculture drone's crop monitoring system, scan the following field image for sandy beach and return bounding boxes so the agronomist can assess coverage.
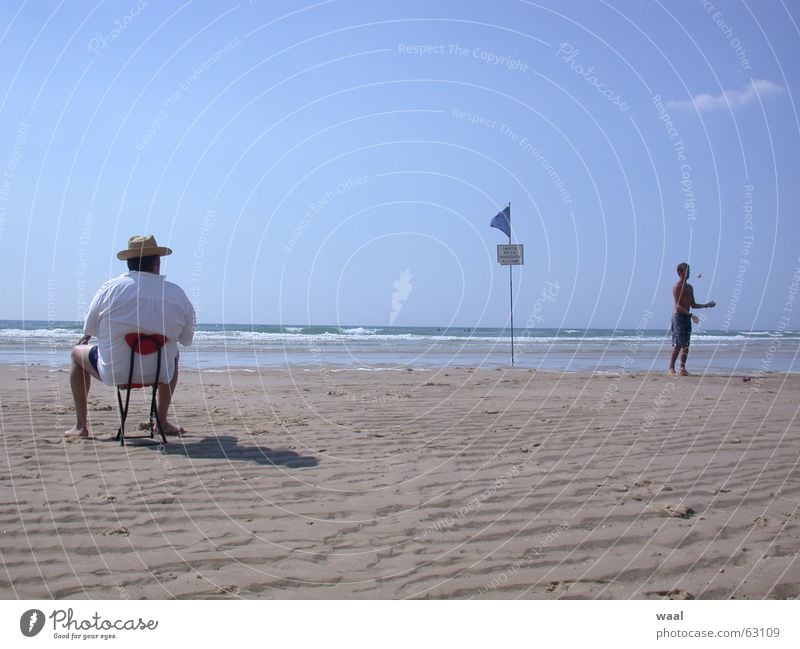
[1,364,798,599]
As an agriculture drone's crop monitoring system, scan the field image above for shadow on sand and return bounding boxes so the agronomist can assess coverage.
[144,434,319,468]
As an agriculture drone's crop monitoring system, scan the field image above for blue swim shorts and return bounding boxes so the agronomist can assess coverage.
[671,313,692,348]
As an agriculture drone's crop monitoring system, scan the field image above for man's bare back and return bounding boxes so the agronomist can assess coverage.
[674,278,697,318]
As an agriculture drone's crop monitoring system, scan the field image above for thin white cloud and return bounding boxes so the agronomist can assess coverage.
[667,79,784,111]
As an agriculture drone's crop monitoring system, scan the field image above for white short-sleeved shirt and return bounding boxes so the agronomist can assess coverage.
[83,271,196,386]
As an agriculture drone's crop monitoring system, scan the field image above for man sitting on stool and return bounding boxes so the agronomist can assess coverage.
[64,235,195,439]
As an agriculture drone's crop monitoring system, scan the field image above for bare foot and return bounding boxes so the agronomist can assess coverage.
[64,426,91,439]
[680,369,690,376]
[668,369,677,376]
[160,422,186,436]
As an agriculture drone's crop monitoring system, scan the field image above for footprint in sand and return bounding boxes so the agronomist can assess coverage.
[651,588,695,600]
[218,584,239,595]
[657,504,696,519]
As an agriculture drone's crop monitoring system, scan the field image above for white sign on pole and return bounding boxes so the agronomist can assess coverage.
[497,244,524,265]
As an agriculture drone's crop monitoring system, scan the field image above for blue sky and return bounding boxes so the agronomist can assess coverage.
[1,0,798,330]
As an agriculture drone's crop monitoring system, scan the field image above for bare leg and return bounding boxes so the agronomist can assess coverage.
[157,363,185,435]
[669,345,681,375]
[680,347,690,375]
[64,345,101,438]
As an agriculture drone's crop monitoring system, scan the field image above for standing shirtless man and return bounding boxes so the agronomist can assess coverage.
[669,262,715,376]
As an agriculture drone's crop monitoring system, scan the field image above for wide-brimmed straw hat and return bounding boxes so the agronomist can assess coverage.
[116,235,173,260]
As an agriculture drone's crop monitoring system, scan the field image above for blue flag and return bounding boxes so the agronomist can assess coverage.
[490,206,511,238]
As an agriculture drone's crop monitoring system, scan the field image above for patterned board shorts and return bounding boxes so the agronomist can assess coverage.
[671,313,692,348]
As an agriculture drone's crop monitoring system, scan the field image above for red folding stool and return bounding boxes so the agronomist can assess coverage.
[115,333,168,446]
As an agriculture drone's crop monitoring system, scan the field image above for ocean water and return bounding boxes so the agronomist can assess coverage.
[1,320,798,374]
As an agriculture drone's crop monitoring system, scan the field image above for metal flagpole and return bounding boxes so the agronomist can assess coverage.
[508,202,514,366]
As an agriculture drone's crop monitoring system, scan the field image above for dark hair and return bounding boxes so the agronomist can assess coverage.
[127,255,159,273]
[676,262,689,275]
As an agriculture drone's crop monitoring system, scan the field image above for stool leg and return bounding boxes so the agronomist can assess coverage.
[149,384,167,444]
[116,387,131,446]
[118,346,136,446]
